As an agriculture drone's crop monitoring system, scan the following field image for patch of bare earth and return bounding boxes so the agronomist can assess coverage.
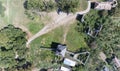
[26,1,91,46]
[62,25,70,44]
[27,12,76,47]
[99,52,107,62]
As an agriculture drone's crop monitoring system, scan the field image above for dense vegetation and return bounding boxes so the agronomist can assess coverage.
[25,0,82,13]
[97,19,120,57]
[0,25,28,70]
[25,0,56,12]
[75,7,120,70]
[56,0,81,13]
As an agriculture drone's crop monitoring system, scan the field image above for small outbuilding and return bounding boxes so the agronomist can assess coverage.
[94,2,112,10]
[56,44,67,57]
[113,57,120,70]
[94,0,117,10]
[63,58,76,67]
[101,66,110,71]
[60,66,71,71]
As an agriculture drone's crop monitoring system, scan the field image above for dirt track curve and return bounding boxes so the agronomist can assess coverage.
[26,1,91,47]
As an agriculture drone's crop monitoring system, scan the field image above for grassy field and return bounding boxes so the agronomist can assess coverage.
[66,23,88,52]
[0,0,89,39]
[0,0,44,36]
[29,22,88,69]
[0,0,8,28]
[30,22,88,52]
[79,0,88,11]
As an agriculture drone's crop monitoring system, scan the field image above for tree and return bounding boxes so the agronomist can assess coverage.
[25,0,56,12]
[0,25,28,70]
[96,18,120,58]
[56,0,81,13]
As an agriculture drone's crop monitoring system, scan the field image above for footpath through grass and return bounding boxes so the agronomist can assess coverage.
[30,22,88,52]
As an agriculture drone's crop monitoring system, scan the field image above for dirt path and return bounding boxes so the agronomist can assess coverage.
[27,13,76,46]
[26,1,91,47]
[14,24,32,39]
[62,25,70,44]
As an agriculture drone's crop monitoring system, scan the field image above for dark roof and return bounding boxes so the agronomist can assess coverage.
[56,45,67,57]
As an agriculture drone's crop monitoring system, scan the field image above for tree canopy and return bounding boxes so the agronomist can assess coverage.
[96,19,120,57]
[25,0,81,13]
[0,25,27,69]
[25,0,56,12]
[57,0,81,13]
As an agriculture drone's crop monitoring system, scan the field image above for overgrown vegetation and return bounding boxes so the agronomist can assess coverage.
[25,0,56,12]
[25,0,87,13]
[56,0,81,13]
[0,25,29,70]
[75,7,120,70]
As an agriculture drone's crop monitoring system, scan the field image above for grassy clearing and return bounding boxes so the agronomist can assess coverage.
[0,1,5,17]
[0,0,8,28]
[26,21,44,34]
[66,23,88,52]
[30,22,88,52]
[0,0,30,27]
[0,0,45,36]
[29,22,89,69]
[30,26,64,48]
[79,0,88,11]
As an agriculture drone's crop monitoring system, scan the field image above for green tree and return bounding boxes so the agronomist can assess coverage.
[96,18,120,57]
[0,25,27,69]
[26,0,56,12]
[57,0,81,13]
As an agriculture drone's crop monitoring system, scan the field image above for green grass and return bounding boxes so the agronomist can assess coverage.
[0,0,32,28]
[79,0,88,11]
[29,22,89,69]
[66,24,88,52]
[31,22,88,52]
[27,21,44,34]
[0,1,5,17]
[30,26,64,48]
[0,0,8,28]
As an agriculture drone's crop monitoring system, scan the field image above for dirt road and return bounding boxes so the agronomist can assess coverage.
[26,1,91,47]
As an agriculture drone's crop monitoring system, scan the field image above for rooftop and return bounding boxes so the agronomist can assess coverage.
[94,0,117,10]
[113,57,120,68]
[60,66,71,71]
[95,2,112,10]
[56,44,67,57]
[63,58,76,67]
